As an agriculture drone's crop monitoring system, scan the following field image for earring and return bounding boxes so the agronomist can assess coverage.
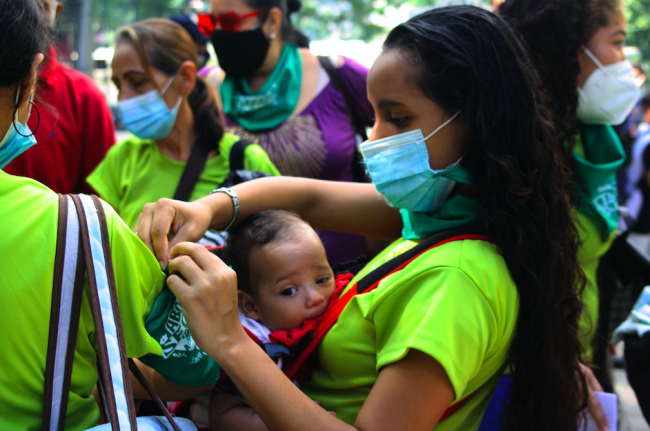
[270,33,276,40]
[13,101,40,137]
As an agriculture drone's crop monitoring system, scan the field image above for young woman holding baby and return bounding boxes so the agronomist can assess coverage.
[138,6,589,431]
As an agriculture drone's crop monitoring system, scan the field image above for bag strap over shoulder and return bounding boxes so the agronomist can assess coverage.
[44,194,181,431]
[43,195,86,431]
[318,56,368,141]
[229,139,253,172]
[173,141,210,202]
[318,56,371,183]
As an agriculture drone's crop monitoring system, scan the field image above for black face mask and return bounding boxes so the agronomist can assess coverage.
[211,28,270,77]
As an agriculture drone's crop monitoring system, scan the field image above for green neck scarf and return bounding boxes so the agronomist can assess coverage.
[402,194,483,240]
[572,123,626,240]
[221,44,302,133]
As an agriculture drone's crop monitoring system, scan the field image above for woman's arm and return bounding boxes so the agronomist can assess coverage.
[137,177,402,265]
[209,392,270,431]
[164,243,454,431]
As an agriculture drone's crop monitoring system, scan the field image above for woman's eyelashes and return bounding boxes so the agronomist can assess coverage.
[316,276,331,285]
[131,79,146,90]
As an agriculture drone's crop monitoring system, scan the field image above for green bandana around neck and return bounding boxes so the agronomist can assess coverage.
[572,123,626,240]
[221,44,302,132]
[402,190,483,241]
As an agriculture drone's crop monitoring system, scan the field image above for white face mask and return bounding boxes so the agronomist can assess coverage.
[577,47,640,125]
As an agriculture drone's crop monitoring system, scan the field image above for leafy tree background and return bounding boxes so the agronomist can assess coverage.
[625,0,650,67]
[56,0,649,66]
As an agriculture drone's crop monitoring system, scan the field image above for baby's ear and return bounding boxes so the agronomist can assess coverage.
[238,291,260,321]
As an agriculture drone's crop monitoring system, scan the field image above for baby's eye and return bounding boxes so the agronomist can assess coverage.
[281,287,298,296]
[316,276,331,285]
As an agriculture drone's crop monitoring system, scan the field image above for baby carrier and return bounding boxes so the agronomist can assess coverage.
[212,225,490,422]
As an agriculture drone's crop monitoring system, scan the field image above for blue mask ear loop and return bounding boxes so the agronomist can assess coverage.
[12,87,41,138]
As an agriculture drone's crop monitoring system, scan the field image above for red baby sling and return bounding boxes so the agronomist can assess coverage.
[212,225,490,422]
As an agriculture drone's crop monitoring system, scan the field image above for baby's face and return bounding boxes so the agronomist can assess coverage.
[243,225,336,332]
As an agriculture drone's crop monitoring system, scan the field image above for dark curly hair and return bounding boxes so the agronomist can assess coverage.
[499,0,623,151]
[384,6,586,430]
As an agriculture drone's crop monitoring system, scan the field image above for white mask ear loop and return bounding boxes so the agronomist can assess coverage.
[13,86,21,123]
[160,73,183,110]
[424,110,461,142]
[581,46,605,70]
[161,75,176,94]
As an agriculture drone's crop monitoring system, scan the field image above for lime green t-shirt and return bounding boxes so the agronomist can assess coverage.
[576,211,614,358]
[0,172,165,430]
[301,236,519,430]
[87,133,280,230]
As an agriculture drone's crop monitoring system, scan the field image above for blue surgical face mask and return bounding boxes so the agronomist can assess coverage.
[118,75,182,140]
[360,111,472,214]
[0,88,37,169]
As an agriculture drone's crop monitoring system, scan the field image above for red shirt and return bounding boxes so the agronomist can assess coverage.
[4,48,116,194]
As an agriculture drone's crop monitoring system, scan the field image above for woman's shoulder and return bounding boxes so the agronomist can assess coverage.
[0,171,59,217]
[104,134,155,162]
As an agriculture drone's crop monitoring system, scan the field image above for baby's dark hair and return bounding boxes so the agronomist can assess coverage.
[227,210,308,296]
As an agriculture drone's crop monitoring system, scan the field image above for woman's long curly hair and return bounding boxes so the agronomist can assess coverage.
[498,0,623,152]
[384,7,586,430]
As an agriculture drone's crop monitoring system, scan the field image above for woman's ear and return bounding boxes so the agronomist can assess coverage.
[178,60,197,98]
[238,291,260,321]
[263,7,283,39]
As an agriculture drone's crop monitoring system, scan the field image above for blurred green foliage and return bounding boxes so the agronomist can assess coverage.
[58,0,649,66]
[625,0,650,67]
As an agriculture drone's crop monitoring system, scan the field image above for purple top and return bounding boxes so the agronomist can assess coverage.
[225,57,375,265]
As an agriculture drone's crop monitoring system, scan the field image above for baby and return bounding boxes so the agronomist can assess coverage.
[209,210,337,431]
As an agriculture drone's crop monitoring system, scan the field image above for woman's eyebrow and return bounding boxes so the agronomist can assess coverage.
[378,99,406,108]
[123,70,147,79]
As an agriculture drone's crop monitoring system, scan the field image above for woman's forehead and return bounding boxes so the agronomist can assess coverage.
[368,51,419,101]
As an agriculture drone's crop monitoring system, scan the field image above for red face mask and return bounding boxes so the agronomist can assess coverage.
[198,10,268,35]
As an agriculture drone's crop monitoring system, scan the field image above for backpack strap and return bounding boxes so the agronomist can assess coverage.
[318,56,371,183]
[318,56,368,141]
[229,139,253,172]
[173,140,210,202]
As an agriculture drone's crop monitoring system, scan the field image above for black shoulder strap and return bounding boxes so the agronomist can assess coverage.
[318,56,368,141]
[230,139,253,172]
[173,141,210,202]
[356,225,486,294]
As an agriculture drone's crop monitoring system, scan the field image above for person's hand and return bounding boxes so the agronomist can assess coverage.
[166,242,247,360]
[580,363,610,431]
[136,199,213,268]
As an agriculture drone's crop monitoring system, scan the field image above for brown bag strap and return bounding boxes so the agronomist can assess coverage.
[43,195,86,431]
[44,194,181,431]
[128,359,181,431]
